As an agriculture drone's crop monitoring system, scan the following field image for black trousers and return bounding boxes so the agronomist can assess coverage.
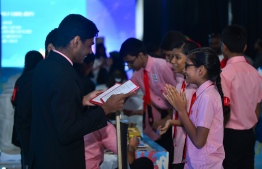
[172,163,185,169]
[223,128,256,169]
[155,126,174,169]
[144,107,174,169]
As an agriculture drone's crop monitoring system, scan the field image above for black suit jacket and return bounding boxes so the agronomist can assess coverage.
[29,51,107,169]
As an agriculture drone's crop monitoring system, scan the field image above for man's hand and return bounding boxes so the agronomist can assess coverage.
[102,92,134,115]
[82,90,105,106]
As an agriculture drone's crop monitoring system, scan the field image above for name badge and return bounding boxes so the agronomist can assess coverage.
[153,74,158,82]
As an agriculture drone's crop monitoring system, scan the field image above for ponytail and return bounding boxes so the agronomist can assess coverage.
[187,47,231,126]
[216,75,230,126]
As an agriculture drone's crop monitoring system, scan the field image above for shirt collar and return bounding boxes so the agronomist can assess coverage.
[226,56,246,65]
[53,50,73,66]
[144,55,153,72]
[196,80,213,98]
[176,73,185,84]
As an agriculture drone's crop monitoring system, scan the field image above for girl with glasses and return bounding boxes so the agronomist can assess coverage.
[161,47,230,169]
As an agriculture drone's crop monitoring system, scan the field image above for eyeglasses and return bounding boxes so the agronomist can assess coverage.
[185,63,195,69]
[125,57,137,65]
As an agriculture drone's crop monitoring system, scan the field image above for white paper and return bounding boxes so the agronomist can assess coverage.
[91,83,121,104]
[101,80,138,102]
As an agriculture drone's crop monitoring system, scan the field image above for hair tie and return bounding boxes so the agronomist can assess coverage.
[223,97,230,106]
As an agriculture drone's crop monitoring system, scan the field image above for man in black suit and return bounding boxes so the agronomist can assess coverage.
[29,14,131,169]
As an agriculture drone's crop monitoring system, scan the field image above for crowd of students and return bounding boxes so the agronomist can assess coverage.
[10,13,262,169]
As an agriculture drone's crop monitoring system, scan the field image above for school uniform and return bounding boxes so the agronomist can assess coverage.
[185,80,224,169]
[131,56,179,168]
[172,80,196,168]
[131,56,178,140]
[221,56,262,169]
[84,122,117,169]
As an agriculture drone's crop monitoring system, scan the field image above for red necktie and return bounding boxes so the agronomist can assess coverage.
[143,70,153,128]
[143,70,151,107]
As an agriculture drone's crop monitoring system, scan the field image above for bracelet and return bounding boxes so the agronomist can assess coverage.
[128,145,136,153]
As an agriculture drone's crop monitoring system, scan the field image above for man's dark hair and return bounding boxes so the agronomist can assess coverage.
[45,28,58,57]
[160,31,186,50]
[56,14,99,48]
[119,38,147,59]
[222,24,247,53]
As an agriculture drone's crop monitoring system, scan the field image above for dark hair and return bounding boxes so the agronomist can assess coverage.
[56,14,99,48]
[96,68,108,84]
[106,51,127,87]
[24,50,44,73]
[222,24,247,53]
[119,38,147,59]
[187,47,230,125]
[45,28,58,57]
[109,51,125,74]
[173,40,199,55]
[129,157,154,169]
[256,39,262,48]
[160,31,186,50]
[95,43,107,59]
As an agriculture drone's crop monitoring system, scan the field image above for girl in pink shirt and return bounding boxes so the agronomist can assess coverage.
[163,48,230,169]
[158,40,198,169]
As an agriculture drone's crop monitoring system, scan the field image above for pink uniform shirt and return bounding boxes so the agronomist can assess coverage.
[131,56,178,140]
[221,56,262,129]
[84,122,117,169]
[172,79,197,164]
[185,80,224,169]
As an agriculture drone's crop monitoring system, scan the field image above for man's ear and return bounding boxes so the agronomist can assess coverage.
[137,52,143,59]
[72,36,81,49]
[221,43,226,52]
[47,43,55,52]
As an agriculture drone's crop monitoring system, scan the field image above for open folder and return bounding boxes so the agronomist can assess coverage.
[90,80,139,106]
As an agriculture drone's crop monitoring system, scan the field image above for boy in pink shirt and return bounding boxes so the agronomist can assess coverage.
[84,122,117,168]
[84,121,140,169]
[119,38,178,169]
[220,24,262,169]
[163,48,230,169]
